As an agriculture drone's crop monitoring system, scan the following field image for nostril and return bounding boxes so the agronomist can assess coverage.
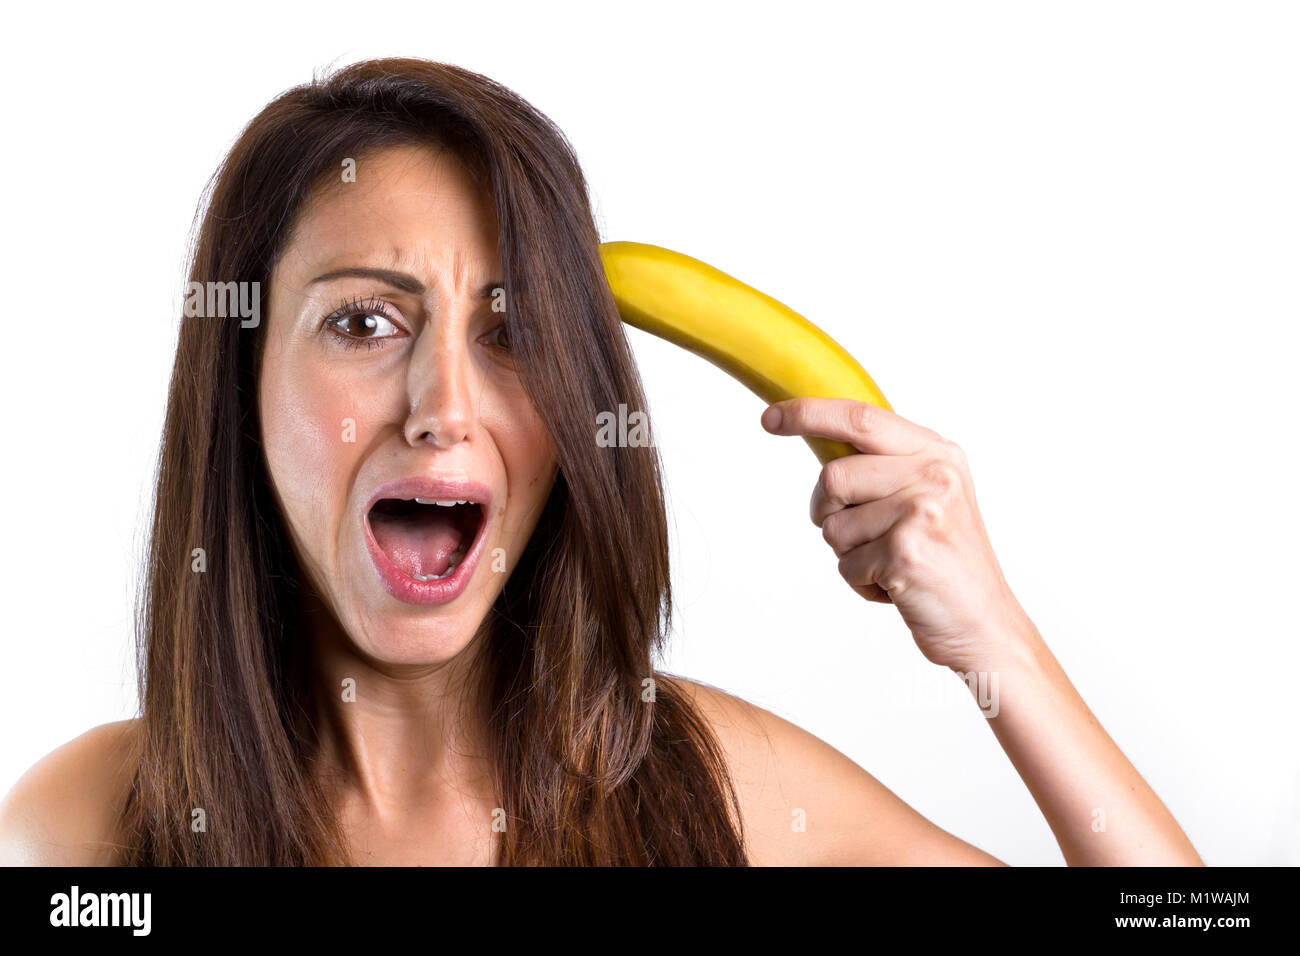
[404,394,473,448]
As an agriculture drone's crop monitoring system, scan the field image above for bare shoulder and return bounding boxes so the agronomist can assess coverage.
[0,719,139,866]
[664,675,1005,866]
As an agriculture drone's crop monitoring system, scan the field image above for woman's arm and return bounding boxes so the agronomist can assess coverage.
[964,617,1202,864]
[758,397,1203,865]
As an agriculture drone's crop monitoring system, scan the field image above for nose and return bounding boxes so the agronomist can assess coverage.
[403,322,475,449]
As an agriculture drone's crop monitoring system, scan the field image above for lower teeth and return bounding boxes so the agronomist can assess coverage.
[413,550,466,582]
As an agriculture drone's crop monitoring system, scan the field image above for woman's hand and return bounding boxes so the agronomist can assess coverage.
[761,397,1206,866]
[762,397,1033,673]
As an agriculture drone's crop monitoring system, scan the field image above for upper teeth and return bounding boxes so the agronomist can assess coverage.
[413,498,468,506]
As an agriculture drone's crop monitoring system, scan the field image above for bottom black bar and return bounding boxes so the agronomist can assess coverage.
[0,865,1282,943]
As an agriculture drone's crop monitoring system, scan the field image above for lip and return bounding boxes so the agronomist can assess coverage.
[362,476,494,606]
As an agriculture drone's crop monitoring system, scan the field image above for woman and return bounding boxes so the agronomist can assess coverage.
[0,58,1202,866]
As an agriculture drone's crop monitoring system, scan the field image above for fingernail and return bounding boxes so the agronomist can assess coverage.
[762,405,782,431]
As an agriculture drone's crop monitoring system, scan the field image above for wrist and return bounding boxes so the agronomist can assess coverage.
[946,616,1050,720]
[947,609,1046,680]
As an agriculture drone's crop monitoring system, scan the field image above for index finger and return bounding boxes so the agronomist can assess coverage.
[761,397,939,456]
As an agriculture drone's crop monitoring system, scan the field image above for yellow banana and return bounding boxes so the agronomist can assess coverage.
[599,241,892,464]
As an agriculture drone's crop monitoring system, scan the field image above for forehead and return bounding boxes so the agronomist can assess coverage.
[277,144,500,282]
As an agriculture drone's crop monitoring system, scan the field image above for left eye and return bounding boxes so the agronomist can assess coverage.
[481,322,511,350]
[328,311,401,339]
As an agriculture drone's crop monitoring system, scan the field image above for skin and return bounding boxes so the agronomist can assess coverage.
[257,145,558,865]
[0,146,1202,866]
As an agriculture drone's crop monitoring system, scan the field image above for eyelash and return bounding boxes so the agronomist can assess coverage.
[323,296,403,351]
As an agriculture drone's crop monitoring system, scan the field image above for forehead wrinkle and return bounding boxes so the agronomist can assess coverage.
[378,240,497,298]
[452,246,471,294]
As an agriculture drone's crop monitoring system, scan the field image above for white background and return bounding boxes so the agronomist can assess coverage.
[1,1,1296,865]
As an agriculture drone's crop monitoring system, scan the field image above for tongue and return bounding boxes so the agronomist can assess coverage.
[370,508,465,578]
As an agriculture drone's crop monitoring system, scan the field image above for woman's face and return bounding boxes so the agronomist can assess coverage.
[259,144,557,665]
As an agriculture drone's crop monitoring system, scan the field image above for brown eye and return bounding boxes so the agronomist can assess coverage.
[483,322,512,350]
[330,311,400,339]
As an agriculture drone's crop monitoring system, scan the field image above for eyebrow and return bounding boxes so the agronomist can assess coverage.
[307,267,503,298]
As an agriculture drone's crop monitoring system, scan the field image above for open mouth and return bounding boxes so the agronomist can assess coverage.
[366,497,485,582]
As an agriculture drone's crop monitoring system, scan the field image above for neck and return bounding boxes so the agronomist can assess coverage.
[296,591,497,820]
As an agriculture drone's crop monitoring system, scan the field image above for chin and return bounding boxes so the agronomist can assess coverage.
[327,595,485,665]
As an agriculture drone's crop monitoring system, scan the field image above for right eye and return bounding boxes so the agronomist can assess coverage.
[323,297,406,348]
[330,312,400,338]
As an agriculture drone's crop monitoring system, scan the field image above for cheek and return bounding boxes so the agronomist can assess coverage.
[491,389,558,516]
[259,351,364,543]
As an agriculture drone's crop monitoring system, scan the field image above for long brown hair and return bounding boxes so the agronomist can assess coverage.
[121,58,748,865]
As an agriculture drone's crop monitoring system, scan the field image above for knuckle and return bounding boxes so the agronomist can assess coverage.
[853,402,878,433]
[836,551,854,580]
[818,460,850,505]
[878,571,907,596]
[924,458,962,497]
[889,529,926,574]
[821,510,842,548]
[911,495,945,529]
[785,397,813,421]
[942,438,968,466]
